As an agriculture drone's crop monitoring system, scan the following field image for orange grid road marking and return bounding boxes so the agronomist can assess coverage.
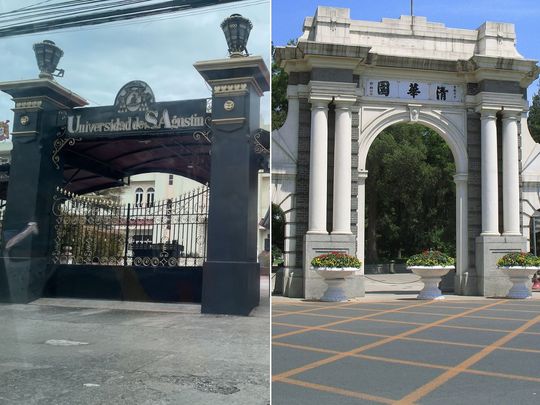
[278,377,395,405]
[275,320,540,354]
[273,341,540,385]
[273,300,434,340]
[394,312,540,404]
[273,300,506,382]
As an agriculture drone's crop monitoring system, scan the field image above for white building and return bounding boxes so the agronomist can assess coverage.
[273,7,540,299]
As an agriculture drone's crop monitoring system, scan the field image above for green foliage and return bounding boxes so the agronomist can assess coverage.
[272,59,288,129]
[311,252,362,268]
[406,250,455,267]
[271,203,285,251]
[271,40,297,129]
[366,124,456,261]
[272,246,284,267]
[58,215,125,261]
[528,86,540,142]
[497,252,540,267]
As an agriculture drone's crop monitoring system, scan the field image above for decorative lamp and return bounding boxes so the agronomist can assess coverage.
[33,40,65,79]
[220,14,252,57]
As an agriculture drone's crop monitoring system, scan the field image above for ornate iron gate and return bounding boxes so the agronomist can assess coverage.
[50,186,209,267]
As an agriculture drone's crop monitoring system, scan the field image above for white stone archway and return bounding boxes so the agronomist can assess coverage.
[272,6,539,299]
[356,105,469,292]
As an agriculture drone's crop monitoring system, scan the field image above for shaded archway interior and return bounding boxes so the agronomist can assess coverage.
[61,131,211,194]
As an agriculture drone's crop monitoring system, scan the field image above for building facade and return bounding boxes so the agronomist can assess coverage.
[272,6,540,299]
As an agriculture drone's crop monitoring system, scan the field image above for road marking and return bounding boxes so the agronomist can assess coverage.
[394,312,540,404]
[278,377,395,405]
[273,300,505,381]
[274,340,540,384]
[273,300,434,340]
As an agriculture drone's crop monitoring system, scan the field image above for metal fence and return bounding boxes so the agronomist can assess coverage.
[50,186,209,267]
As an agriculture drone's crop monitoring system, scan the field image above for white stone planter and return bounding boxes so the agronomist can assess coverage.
[498,266,540,299]
[312,267,359,302]
[407,266,455,300]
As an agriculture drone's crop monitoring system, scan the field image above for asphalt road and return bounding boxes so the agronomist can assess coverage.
[0,279,270,405]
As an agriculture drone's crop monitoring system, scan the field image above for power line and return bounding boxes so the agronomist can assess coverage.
[0,0,267,39]
[0,0,253,38]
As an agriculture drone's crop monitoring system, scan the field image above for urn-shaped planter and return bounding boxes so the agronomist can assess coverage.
[311,252,362,302]
[406,251,456,300]
[498,267,539,299]
[313,267,358,302]
[407,266,455,300]
[497,252,540,299]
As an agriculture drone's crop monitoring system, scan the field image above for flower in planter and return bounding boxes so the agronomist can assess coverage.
[406,250,455,267]
[497,252,540,268]
[311,251,362,268]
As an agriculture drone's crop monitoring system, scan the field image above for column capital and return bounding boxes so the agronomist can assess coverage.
[309,98,329,110]
[334,99,356,110]
[286,85,300,99]
[477,107,498,120]
[501,109,522,121]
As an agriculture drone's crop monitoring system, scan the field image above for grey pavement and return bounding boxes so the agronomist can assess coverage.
[0,277,270,405]
[273,276,540,404]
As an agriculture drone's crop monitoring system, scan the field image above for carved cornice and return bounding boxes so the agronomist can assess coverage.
[213,83,248,96]
[14,100,43,110]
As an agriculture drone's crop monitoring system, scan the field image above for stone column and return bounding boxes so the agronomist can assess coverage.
[454,173,469,291]
[195,56,270,316]
[502,111,521,235]
[308,100,329,234]
[480,109,499,235]
[332,102,353,234]
[357,170,368,273]
[0,79,87,303]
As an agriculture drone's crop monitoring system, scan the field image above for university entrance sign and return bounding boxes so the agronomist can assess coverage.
[65,81,210,136]
[272,7,540,299]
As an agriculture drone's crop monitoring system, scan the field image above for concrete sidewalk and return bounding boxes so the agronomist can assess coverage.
[0,277,270,405]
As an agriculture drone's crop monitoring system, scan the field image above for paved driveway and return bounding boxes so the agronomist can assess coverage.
[273,297,540,404]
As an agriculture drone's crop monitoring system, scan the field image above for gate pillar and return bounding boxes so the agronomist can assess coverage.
[0,79,86,302]
[195,56,269,315]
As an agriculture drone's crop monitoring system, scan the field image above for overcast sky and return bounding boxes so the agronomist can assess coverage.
[0,0,271,128]
[273,0,540,102]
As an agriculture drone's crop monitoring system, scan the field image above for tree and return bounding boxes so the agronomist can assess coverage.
[365,124,456,262]
[272,40,297,129]
[528,85,540,142]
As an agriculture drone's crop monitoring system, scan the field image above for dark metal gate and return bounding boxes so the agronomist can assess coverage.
[50,186,209,267]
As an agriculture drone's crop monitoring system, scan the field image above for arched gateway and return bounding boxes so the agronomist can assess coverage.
[0,20,269,316]
[272,7,540,299]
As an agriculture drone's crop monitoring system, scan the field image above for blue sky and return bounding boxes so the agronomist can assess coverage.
[272,0,540,98]
[0,0,271,127]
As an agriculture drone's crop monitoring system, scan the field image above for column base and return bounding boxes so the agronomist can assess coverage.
[303,233,364,300]
[201,261,260,316]
[475,235,527,297]
[454,270,479,296]
[1,258,51,303]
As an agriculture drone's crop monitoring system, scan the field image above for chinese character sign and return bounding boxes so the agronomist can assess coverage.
[364,79,463,102]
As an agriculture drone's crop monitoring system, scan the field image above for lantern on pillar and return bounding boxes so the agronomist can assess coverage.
[220,14,252,57]
[33,40,65,79]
